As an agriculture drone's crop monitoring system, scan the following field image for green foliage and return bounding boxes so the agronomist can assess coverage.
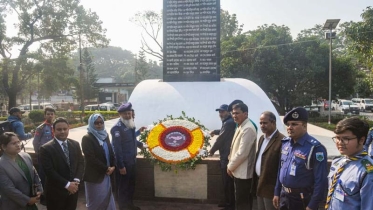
[139,112,211,172]
[0,0,109,108]
[135,50,150,82]
[28,111,45,124]
[220,9,243,40]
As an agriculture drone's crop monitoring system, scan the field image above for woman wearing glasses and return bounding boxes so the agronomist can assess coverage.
[0,132,43,210]
[82,113,116,210]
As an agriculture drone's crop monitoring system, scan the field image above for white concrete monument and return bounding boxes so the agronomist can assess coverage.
[129,78,286,137]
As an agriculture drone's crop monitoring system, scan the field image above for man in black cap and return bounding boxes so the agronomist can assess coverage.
[209,104,236,210]
[7,107,34,140]
[273,107,328,210]
[111,102,144,210]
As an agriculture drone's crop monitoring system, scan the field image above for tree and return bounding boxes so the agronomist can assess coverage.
[82,48,98,102]
[344,6,373,69]
[131,11,163,60]
[135,50,149,82]
[0,0,109,108]
[220,9,243,40]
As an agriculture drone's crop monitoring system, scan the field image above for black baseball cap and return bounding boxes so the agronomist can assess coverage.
[9,107,25,115]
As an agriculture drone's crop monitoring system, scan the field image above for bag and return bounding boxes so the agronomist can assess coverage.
[0,120,15,135]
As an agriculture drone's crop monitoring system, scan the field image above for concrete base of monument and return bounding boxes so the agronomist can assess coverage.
[129,78,286,134]
[154,164,208,199]
[134,156,225,204]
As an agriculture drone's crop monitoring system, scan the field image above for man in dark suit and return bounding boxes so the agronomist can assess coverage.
[254,111,284,210]
[40,117,84,210]
[209,104,236,210]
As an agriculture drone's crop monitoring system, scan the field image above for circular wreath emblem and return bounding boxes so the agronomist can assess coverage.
[139,112,210,171]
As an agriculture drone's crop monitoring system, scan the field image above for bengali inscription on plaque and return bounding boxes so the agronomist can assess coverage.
[163,0,220,82]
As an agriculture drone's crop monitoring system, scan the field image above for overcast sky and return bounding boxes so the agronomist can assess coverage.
[78,0,371,55]
[5,0,373,58]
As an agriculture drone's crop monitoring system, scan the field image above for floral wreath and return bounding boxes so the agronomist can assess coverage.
[139,112,211,172]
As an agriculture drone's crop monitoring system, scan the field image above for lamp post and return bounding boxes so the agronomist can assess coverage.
[323,19,340,124]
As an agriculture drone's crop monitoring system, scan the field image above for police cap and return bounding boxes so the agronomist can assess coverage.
[117,102,132,113]
[283,107,308,124]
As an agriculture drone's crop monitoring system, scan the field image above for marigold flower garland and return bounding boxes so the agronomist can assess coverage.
[139,112,211,171]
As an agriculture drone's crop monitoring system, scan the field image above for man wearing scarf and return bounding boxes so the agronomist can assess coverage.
[111,102,144,210]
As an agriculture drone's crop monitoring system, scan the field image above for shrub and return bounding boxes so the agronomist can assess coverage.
[28,111,44,124]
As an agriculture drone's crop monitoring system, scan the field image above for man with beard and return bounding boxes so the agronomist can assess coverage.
[209,104,236,210]
[111,102,144,210]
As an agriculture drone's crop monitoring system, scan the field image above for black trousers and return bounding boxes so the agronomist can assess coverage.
[117,164,137,209]
[234,177,253,210]
[279,188,312,210]
[46,191,78,210]
[221,166,235,207]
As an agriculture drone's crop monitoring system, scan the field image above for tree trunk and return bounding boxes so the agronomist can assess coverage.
[7,90,17,109]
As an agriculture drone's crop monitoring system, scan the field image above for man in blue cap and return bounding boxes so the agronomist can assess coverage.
[273,107,328,210]
[209,104,236,210]
[111,102,144,210]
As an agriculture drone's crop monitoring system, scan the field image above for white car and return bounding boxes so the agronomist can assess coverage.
[351,98,373,112]
[335,100,360,115]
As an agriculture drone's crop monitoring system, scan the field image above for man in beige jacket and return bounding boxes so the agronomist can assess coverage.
[227,103,257,210]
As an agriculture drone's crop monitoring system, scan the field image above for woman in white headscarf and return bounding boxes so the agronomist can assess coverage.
[82,113,116,210]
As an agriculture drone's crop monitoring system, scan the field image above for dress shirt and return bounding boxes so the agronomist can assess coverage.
[255,129,277,176]
[55,138,80,189]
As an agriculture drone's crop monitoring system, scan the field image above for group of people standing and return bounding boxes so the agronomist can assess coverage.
[210,100,373,210]
[0,102,144,210]
[1,99,373,210]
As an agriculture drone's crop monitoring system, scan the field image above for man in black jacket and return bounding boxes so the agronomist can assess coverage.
[209,104,236,210]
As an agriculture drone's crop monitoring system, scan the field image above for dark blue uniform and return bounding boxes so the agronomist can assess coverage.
[274,133,328,210]
[111,119,143,209]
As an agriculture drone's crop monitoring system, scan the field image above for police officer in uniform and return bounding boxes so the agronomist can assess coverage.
[325,117,373,210]
[273,107,328,210]
[111,102,145,210]
[32,107,55,205]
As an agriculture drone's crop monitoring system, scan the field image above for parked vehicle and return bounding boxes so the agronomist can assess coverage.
[335,99,360,115]
[351,98,373,112]
[84,103,117,111]
[18,103,56,114]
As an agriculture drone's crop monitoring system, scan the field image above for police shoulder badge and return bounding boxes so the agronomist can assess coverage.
[115,131,120,137]
[315,152,324,162]
[292,112,299,119]
[361,159,373,173]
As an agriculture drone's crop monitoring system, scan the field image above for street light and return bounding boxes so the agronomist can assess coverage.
[323,19,340,124]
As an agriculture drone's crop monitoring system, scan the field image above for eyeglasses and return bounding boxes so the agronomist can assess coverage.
[94,121,104,125]
[332,136,357,145]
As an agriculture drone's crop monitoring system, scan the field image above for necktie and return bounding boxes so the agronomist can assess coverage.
[325,151,368,209]
[62,141,70,167]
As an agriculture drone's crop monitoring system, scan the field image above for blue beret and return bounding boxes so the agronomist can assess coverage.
[117,102,132,113]
[283,107,308,124]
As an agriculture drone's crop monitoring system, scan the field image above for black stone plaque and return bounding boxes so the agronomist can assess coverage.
[163,0,221,82]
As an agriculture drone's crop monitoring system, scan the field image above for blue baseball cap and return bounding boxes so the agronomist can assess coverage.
[215,104,229,111]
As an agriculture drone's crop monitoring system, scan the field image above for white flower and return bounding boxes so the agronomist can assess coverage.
[202,130,210,138]
[197,149,207,157]
[162,119,199,131]
[146,124,155,131]
[151,146,191,162]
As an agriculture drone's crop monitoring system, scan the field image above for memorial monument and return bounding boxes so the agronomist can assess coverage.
[129,0,284,202]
